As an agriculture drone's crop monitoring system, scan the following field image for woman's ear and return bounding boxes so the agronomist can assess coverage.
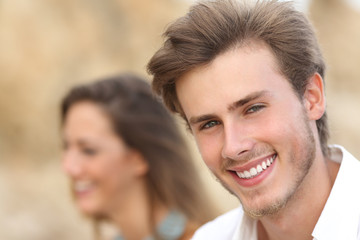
[303,73,326,121]
[128,149,149,177]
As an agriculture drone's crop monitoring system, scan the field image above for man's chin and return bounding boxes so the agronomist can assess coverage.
[242,197,288,219]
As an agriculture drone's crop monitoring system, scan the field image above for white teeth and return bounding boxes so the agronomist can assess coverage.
[244,171,251,178]
[74,181,93,192]
[236,154,276,179]
[250,167,257,176]
[262,161,267,170]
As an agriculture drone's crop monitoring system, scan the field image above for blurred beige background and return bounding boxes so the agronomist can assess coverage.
[0,0,359,239]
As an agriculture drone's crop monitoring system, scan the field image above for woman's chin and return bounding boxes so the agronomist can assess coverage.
[76,200,103,217]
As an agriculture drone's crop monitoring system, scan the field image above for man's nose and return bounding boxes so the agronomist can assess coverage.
[221,121,255,161]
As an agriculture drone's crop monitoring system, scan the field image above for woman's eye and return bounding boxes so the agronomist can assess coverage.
[62,142,68,151]
[201,120,220,130]
[246,104,265,114]
[82,148,97,156]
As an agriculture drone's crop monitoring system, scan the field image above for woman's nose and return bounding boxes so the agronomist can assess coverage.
[62,150,83,177]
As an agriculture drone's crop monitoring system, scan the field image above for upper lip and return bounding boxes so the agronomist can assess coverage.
[227,153,276,172]
[73,180,93,191]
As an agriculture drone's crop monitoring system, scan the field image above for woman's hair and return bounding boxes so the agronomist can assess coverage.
[147,0,329,157]
[61,73,216,238]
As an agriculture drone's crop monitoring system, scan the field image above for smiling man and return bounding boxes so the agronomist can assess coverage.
[147,0,360,240]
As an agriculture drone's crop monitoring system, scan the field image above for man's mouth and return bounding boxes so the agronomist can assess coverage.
[236,154,276,179]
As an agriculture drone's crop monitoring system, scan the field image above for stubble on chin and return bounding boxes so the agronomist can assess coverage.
[242,194,289,219]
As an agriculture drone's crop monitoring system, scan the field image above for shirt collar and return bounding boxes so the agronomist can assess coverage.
[312,145,360,240]
[232,209,257,240]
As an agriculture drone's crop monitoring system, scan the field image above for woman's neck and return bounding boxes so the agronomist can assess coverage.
[109,182,168,240]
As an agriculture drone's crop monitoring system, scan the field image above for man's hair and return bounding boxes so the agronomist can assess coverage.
[147,0,329,156]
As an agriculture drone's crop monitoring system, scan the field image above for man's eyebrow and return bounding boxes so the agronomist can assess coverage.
[189,114,216,126]
[228,90,270,112]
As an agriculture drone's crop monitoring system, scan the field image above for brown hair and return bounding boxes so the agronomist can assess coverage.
[61,73,216,238]
[147,0,329,156]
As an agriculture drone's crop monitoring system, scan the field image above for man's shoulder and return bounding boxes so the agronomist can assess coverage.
[191,207,243,240]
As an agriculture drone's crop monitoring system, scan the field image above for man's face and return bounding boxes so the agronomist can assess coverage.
[176,42,316,218]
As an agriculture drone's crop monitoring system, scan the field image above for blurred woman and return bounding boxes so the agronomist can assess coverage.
[60,74,217,240]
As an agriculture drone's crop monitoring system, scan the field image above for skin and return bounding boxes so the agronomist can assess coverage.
[175,41,340,240]
[62,101,167,240]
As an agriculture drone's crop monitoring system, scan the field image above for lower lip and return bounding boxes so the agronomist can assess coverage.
[230,156,276,188]
[74,188,93,198]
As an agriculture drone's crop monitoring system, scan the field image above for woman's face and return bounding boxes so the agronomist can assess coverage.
[62,101,147,216]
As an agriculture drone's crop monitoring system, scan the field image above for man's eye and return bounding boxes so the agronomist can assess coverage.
[201,120,220,130]
[246,104,265,114]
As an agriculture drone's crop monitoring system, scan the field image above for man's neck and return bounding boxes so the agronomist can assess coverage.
[257,154,340,240]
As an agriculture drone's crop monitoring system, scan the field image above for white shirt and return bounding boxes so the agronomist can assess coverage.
[192,145,360,240]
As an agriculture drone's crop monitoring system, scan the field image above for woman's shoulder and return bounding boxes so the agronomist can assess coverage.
[178,221,202,240]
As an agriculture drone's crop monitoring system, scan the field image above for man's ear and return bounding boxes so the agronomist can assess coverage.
[303,73,326,121]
